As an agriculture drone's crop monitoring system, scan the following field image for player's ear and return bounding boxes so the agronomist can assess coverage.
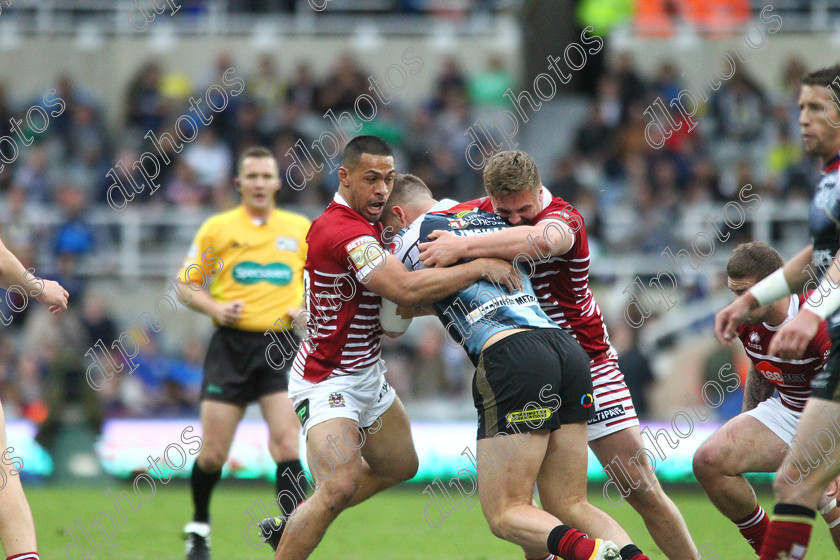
[233,177,241,192]
[338,166,349,186]
[394,206,408,228]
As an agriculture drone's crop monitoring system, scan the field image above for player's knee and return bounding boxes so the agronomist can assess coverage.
[198,447,228,471]
[623,474,664,508]
[484,512,512,541]
[396,450,419,482]
[692,443,721,479]
[269,431,300,461]
[318,470,361,507]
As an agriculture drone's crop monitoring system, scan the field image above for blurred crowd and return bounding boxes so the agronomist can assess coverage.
[0,46,819,430]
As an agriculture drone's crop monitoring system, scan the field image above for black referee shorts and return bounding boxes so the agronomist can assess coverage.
[472,328,594,440]
[201,327,299,406]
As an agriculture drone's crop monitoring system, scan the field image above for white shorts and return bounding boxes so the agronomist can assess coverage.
[288,359,396,438]
[587,355,640,442]
[744,397,801,444]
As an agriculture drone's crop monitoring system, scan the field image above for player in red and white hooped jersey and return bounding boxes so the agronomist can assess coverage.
[694,242,840,555]
[261,136,519,560]
[418,150,697,560]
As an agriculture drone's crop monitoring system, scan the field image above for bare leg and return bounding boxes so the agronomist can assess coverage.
[537,423,632,548]
[693,414,787,520]
[590,426,698,560]
[275,397,417,560]
[0,400,37,555]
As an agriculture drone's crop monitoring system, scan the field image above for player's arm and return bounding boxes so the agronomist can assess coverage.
[363,248,520,308]
[768,247,840,359]
[716,245,814,344]
[0,236,68,313]
[741,364,774,413]
[418,219,575,267]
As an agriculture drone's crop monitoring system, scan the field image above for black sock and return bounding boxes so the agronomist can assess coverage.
[275,460,309,515]
[191,462,222,523]
[546,525,572,554]
[620,544,643,560]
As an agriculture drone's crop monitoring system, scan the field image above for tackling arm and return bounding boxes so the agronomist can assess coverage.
[418,219,575,267]
[363,250,519,308]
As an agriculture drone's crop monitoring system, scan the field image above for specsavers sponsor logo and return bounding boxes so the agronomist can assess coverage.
[232,262,293,285]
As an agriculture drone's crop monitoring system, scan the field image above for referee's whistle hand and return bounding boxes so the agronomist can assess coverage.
[217,301,245,326]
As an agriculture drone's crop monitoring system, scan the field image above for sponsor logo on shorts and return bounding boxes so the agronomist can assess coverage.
[506,407,552,424]
[232,262,292,285]
[580,393,594,408]
[295,398,310,426]
[328,392,346,408]
[587,404,625,425]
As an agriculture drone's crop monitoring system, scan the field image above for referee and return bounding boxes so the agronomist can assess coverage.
[178,146,310,560]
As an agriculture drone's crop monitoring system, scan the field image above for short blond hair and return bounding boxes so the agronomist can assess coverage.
[483,150,541,197]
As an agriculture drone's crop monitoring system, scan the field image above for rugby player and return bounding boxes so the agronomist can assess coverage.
[0,234,69,560]
[694,242,840,554]
[419,150,697,560]
[715,64,840,560]
[258,136,520,560]
[379,173,657,560]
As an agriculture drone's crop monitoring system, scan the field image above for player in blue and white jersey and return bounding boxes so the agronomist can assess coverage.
[378,174,653,560]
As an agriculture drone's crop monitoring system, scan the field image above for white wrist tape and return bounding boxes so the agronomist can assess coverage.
[379,298,411,334]
[749,268,791,306]
[804,280,840,320]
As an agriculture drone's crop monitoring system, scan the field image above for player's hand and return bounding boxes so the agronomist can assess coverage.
[35,279,69,315]
[768,309,821,359]
[216,300,244,326]
[714,295,756,345]
[478,258,522,293]
[418,230,462,268]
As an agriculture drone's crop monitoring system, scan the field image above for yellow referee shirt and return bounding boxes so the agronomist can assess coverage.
[179,206,310,332]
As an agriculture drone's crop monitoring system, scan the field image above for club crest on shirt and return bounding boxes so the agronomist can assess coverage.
[448,218,468,229]
[276,237,299,252]
[747,331,761,349]
[328,392,346,408]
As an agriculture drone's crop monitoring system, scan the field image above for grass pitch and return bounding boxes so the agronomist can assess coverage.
[26,483,838,559]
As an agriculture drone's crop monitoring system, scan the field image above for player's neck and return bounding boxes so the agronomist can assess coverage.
[242,204,274,223]
[764,299,790,328]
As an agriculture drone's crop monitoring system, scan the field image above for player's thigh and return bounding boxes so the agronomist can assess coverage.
[199,400,246,458]
[589,424,667,490]
[695,412,789,474]
[305,417,364,492]
[777,398,840,498]
[536,422,590,509]
[477,428,550,515]
[259,391,299,440]
[359,395,418,481]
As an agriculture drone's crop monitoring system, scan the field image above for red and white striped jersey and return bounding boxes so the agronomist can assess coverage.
[736,293,830,413]
[472,187,614,359]
[291,193,384,383]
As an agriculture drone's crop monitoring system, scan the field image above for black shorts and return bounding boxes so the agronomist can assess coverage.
[201,327,299,405]
[472,328,595,440]
[812,338,840,402]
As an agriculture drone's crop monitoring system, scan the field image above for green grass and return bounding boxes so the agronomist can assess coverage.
[25,483,839,559]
